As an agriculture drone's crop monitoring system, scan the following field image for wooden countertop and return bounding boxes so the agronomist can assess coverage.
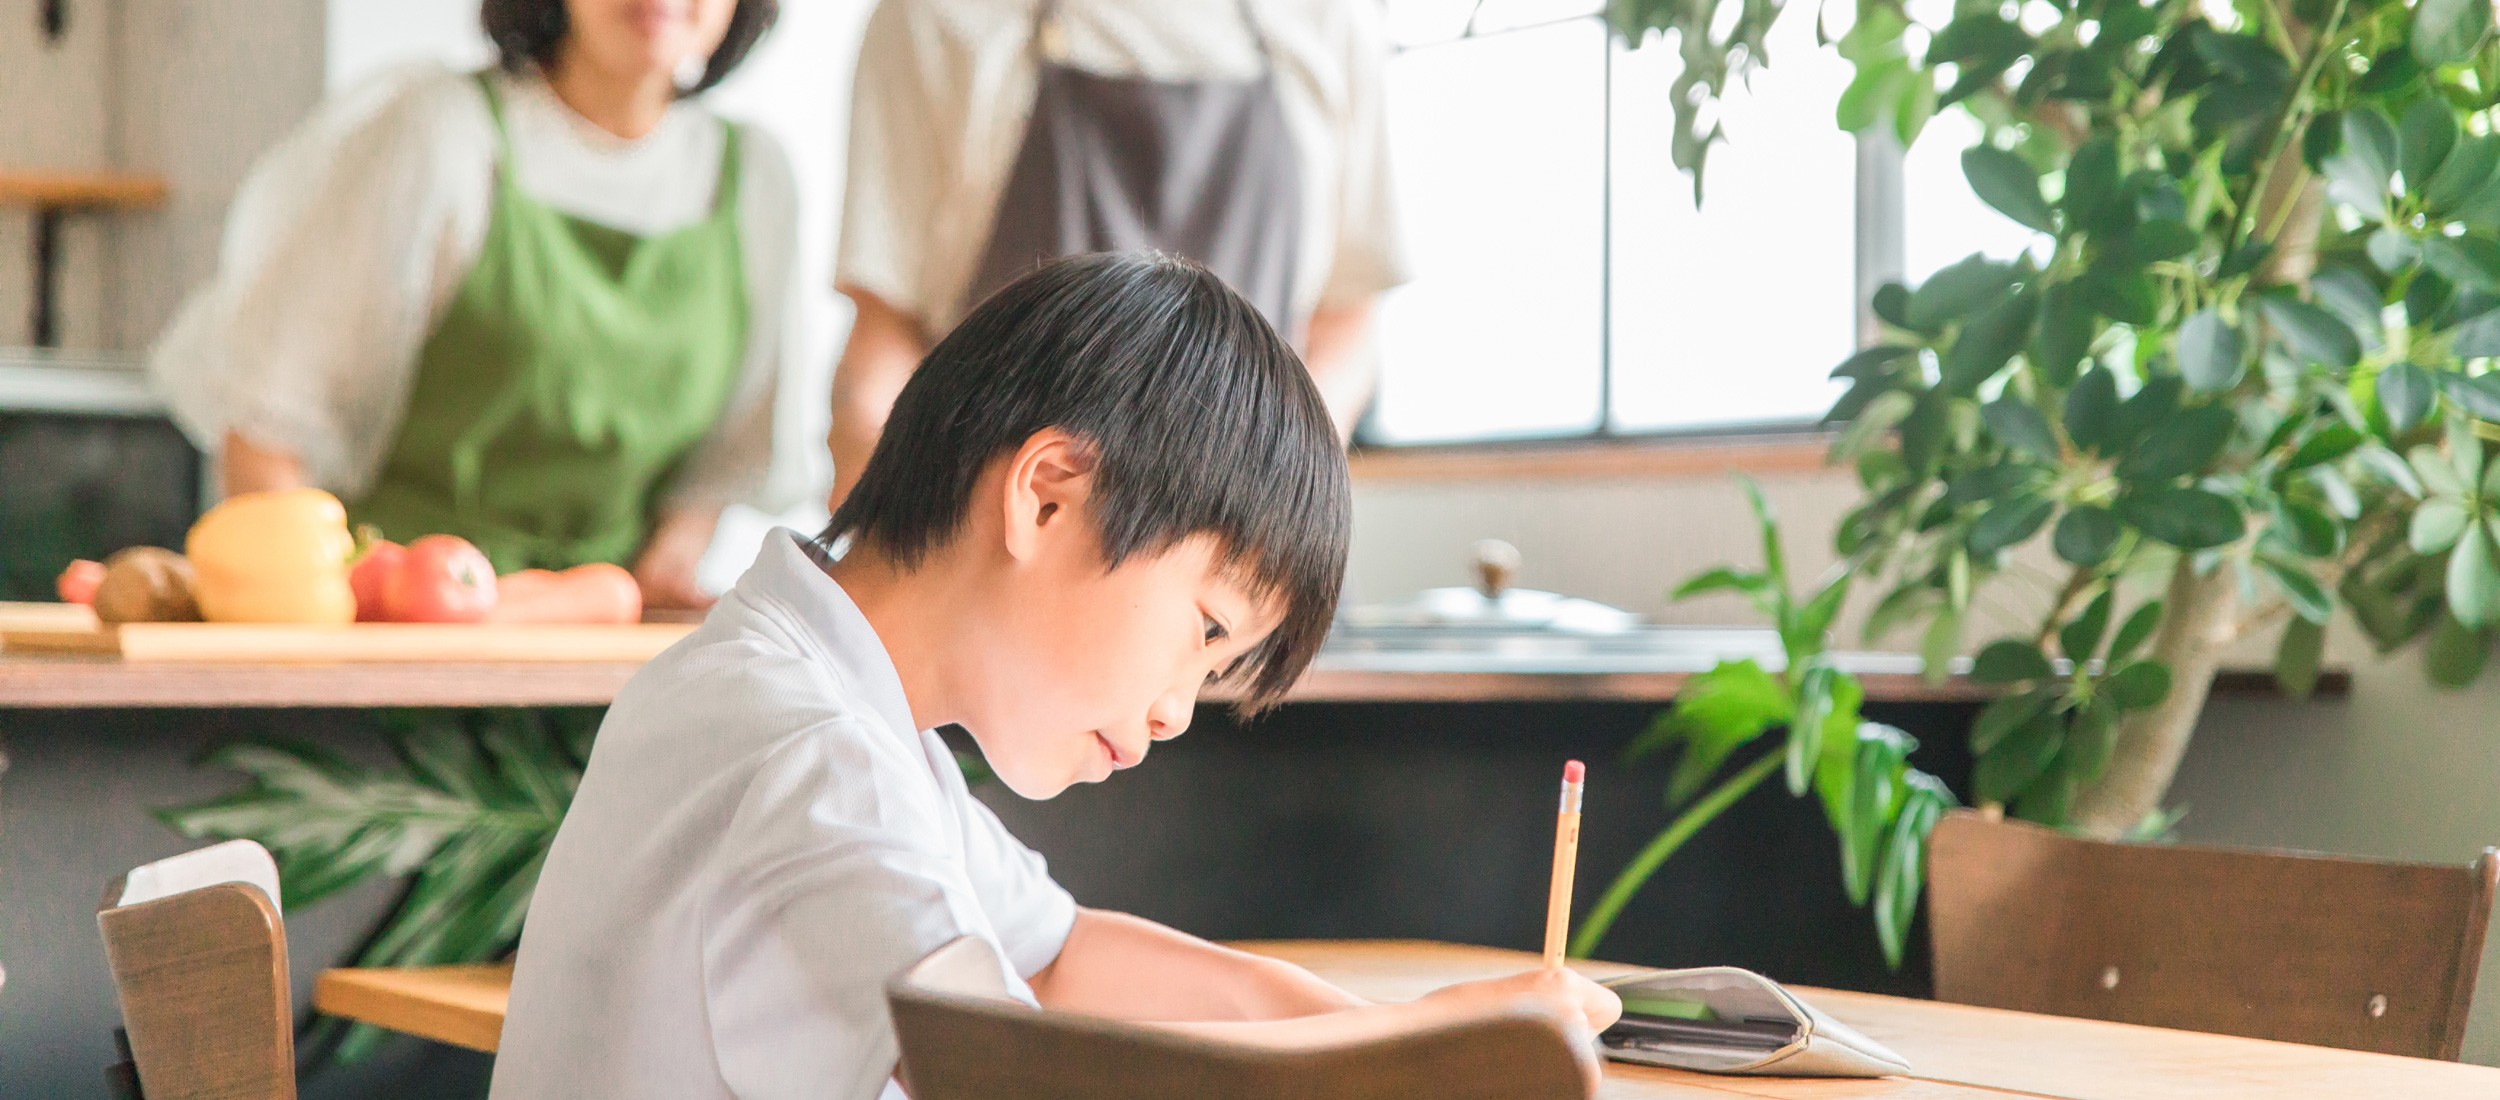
[0,653,2336,709]
[312,940,2500,1097]
[0,603,2338,708]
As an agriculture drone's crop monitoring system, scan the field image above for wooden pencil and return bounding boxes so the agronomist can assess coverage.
[1543,759,1585,968]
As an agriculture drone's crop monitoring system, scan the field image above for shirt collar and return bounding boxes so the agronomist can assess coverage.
[738,529,922,742]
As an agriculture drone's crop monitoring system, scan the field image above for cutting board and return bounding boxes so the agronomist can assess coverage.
[0,601,99,633]
[0,604,693,662]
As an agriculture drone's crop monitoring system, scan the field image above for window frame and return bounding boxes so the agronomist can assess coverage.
[1353,11,1909,461]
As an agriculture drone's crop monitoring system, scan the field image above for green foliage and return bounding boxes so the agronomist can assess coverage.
[1579,481,1955,967]
[1609,0,2500,830]
[159,709,597,1064]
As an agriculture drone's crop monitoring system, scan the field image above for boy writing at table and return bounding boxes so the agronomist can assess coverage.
[489,253,1620,1100]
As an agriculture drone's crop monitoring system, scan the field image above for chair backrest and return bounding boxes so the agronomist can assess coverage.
[1927,810,2499,1060]
[97,842,296,1100]
[888,937,1587,1100]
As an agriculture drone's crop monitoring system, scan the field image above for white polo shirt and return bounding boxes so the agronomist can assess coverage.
[489,529,1077,1100]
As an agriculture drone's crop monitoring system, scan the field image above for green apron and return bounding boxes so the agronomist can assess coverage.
[353,73,748,573]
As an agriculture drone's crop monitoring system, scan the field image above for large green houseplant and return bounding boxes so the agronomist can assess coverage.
[1601,0,2500,844]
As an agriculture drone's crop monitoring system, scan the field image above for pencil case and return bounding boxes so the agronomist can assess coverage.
[1598,966,1911,1078]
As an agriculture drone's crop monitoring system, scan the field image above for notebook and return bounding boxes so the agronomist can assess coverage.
[1598,967,1911,1077]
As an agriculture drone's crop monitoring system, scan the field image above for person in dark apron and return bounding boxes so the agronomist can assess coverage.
[967,0,1302,333]
[826,0,1411,508]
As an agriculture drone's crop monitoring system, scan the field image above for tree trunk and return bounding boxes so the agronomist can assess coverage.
[2061,92,2321,838]
[2257,172,2326,288]
[2069,557,2240,838]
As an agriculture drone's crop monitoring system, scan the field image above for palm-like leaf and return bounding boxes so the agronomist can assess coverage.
[160,708,595,1065]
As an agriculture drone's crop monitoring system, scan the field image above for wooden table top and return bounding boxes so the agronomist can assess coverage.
[312,939,2497,1098]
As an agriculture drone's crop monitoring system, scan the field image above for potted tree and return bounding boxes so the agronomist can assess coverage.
[1579,0,2500,956]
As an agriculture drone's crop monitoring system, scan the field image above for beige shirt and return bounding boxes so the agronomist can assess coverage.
[837,0,1412,336]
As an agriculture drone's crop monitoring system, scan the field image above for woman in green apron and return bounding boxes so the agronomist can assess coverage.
[150,0,795,609]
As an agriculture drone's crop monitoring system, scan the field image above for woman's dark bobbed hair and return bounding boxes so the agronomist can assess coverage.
[482,0,780,96]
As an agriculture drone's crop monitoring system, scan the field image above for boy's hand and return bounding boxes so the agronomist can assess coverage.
[1420,967,1623,1034]
[1418,969,1621,1096]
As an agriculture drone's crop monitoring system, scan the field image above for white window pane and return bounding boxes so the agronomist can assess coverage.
[1903,110,2052,283]
[1372,19,1607,443]
[1607,9,1858,432]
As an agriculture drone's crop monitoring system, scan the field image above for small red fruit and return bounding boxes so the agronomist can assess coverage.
[381,535,498,623]
[350,538,405,622]
[57,559,106,605]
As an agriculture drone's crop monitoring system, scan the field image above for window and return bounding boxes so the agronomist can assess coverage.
[1367,1,2036,445]
[1371,10,1608,442]
[1902,108,2053,282]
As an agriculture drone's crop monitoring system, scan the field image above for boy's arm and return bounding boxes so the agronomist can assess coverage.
[1026,913,1622,1097]
[1025,908,1369,1021]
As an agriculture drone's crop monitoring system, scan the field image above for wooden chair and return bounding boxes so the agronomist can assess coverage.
[96,840,296,1100]
[1926,809,2499,1060]
[887,937,1588,1100]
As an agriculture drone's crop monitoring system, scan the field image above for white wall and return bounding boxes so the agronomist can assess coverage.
[1,0,118,349]
[113,0,332,353]
[0,0,327,353]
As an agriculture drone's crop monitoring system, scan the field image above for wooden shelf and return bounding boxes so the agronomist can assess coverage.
[0,170,168,211]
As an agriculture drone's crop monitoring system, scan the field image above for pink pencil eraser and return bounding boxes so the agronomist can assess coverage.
[1563,760,1585,784]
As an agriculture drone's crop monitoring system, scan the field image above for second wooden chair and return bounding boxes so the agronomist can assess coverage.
[1926,809,2498,1059]
[96,839,296,1100]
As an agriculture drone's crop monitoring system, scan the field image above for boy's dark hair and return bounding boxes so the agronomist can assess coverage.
[483,0,779,97]
[826,252,1352,709]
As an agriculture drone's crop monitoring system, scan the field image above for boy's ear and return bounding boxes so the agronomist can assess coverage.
[1000,429,1095,562]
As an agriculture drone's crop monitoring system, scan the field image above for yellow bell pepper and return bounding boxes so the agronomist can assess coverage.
[186,488,359,624]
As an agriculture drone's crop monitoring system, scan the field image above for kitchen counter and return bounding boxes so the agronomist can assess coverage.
[0,625,2341,708]
[0,623,2338,1099]
[0,348,162,414]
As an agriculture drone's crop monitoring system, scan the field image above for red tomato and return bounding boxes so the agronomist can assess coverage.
[382,535,498,623]
[350,539,405,622]
[57,559,106,605]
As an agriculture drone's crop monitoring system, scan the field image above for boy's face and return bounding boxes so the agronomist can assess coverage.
[964,529,1281,800]
[951,435,1284,799]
